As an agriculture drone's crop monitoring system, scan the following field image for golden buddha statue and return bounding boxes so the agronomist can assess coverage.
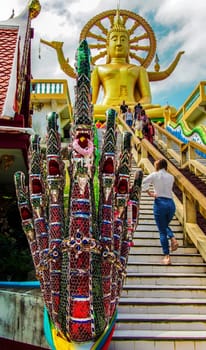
[41,9,184,121]
[91,10,156,119]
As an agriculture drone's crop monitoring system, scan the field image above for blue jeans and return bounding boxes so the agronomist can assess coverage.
[153,197,176,255]
[126,120,133,127]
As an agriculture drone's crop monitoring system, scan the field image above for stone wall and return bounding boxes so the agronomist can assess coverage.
[0,288,48,348]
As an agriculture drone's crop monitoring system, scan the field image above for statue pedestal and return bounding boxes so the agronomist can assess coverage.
[93,105,119,121]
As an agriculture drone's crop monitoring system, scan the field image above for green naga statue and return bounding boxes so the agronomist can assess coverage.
[15,39,143,350]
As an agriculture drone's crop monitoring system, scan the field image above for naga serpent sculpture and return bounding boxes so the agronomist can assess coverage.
[14,39,143,350]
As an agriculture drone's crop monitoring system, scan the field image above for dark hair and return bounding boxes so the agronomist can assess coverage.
[155,158,168,171]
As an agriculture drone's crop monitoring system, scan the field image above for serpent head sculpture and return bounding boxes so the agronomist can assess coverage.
[14,39,143,350]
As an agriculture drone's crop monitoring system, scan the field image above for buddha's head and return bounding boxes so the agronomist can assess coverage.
[106,10,129,63]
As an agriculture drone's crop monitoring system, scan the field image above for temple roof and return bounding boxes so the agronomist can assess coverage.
[0,27,18,117]
[0,0,41,120]
[0,2,41,195]
[0,9,30,119]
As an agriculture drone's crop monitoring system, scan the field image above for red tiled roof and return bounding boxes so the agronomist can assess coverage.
[0,28,18,115]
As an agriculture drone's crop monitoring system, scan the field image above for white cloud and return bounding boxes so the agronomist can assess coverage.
[69,0,102,13]
[1,0,206,110]
[0,1,24,20]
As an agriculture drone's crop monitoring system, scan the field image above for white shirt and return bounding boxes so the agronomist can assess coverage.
[135,120,143,130]
[125,111,133,121]
[142,169,174,198]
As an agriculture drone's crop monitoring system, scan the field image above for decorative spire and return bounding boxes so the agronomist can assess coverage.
[111,8,126,33]
[9,9,15,19]
[28,0,41,19]
[154,53,160,72]
[107,7,128,44]
[113,9,124,29]
[74,39,92,125]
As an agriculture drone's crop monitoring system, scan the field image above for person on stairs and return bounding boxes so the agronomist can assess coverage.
[142,158,179,265]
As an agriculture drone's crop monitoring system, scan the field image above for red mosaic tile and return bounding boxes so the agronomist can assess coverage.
[0,28,18,115]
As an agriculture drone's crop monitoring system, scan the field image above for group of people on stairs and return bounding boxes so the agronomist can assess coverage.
[120,100,155,144]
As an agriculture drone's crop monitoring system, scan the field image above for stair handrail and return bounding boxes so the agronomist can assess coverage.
[154,123,206,177]
[154,123,188,167]
[117,114,206,262]
[138,138,206,262]
[117,117,206,213]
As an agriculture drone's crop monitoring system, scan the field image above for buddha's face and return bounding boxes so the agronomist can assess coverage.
[107,30,129,59]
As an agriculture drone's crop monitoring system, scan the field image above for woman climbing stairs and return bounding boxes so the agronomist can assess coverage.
[110,188,206,350]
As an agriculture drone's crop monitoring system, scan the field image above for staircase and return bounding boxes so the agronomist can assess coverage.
[110,187,206,350]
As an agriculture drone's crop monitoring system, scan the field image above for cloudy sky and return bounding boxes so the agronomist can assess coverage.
[1,0,206,111]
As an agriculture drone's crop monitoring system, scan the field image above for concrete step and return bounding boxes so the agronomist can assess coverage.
[139,219,182,227]
[130,246,198,254]
[139,211,177,218]
[110,330,206,350]
[125,272,206,286]
[136,224,183,233]
[122,284,206,299]
[126,262,206,274]
[118,297,206,314]
[110,173,206,349]
[139,195,155,200]
[128,253,203,263]
[138,214,181,222]
[116,313,206,331]
[139,209,156,215]
[133,237,184,246]
[139,212,180,217]
[134,231,185,239]
[139,204,180,212]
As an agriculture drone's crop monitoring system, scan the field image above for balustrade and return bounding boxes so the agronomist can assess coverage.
[117,114,206,262]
